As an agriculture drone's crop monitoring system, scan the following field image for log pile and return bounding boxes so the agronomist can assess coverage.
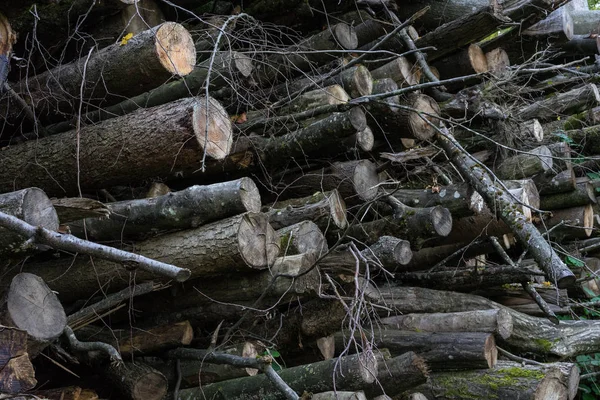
[4,0,600,399]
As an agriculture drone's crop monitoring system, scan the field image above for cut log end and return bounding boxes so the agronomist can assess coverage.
[353,65,374,96]
[392,238,413,265]
[468,44,489,74]
[0,12,15,56]
[233,52,254,78]
[531,119,544,142]
[7,273,67,341]
[485,48,510,77]
[239,177,262,213]
[497,309,514,340]
[326,84,351,104]
[431,206,453,237]
[407,94,441,141]
[356,126,375,152]
[584,204,594,237]
[238,212,280,269]
[155,22,196,76]
[353,160,380,201]
[484,334,498,369]
[334,23,359,50]
[23,188,60,231]
[359,352,379,384]
[192,97,233,160]
[328,189,349,229]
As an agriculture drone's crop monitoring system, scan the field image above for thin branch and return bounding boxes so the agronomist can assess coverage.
[0,211,190,281]
[63,325,122,365]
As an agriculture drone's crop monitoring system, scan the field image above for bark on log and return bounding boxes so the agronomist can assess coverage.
[371,285,600,358]
[18,212,279,302]
[0,326,36,393]
[540,182,597,210]
[2,22,196,136]
[411,360,575,400]
[539,204,594,240]
[533,168,577,195]
[394,0,495,31]
[362,352,429,398]
[104,361,167,400]
[278,159,379,206]
[177,352,377,400]
[518,84,600,121]
[68,177,261,241]
[280,85,350,115]
[389,183,485,218]
[335,330,497,371]
[51,197,109,224]
[1,273,66,357]
[256,23,358,84]
[563,124,600,156]
[569,9,600,35]
[0,96,233,196]
[0,188,59,258]
[264,190,348,231]
[561,34,600,54]
[495,146,553,180]
[45,51,253,136]
[524,5,574,40]
[380,309,514,340]
[370,57,419,88]
[432,44,489,80]
[334,206,452,249]
[311,392,366,400]
[436,128,575,287]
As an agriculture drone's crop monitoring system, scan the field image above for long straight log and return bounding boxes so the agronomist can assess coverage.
[436,127,575,288]
[177,352,378,400]
[68,178,261,241]
[380,309,514,340]
[0,97,232,196]
[362,352,428,398]
[540,182,597,210]
[2,22,196,137]
[0,188,59,258]
[518,84,600,121]
[18,212,280,302]
[495,146,553,180]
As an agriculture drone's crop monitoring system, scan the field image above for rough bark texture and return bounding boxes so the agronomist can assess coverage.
[68,177,261,241]
[104,361,167,400]
[518,84,600,121]
[0,97,232,196]
[17,212,279,302]
[540,182,597,210]
[362,352,429,398]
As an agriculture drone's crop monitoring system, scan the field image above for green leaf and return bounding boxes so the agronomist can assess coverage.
[267,349,281,358]
[587,172,600,180]
[554,132,574,144]
[583,392,596,400]
[566,255,585,268]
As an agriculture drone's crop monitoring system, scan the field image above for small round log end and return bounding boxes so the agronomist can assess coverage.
[192,96,233,160]
[238,212,280,269]
[328,189,348,229]
[334,23,358,50]
[239,177,262,213]
[353,65,373,97]
[133,370,168,400]
[431,206,453,237]
[468,44,488,74]
[353,160,380,201]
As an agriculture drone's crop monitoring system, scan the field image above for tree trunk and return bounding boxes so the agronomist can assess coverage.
[264,190,348,231]
[538,204,594,240]
[432,44,489,80]
[494,145,553,180]
[380,309,514,340]
[411,360,575,400]
[104,361,167,400]
[2,22,195,135]
[539,182,597,210]
[177,352,378,400]
[395,0,495,31]
[0,188,59,258]
[370,57,419,88]
[362,352,429,398]
[18,212,280,303]
[0,326,36,393]
[0,96,233,196]
[533,168,577,196]
[68,177,261,241]
[1,273,66,357]
[389,183,485,218]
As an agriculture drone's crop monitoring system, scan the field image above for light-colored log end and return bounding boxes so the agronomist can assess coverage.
[334,23,358,49]
[155,22,196,76]
[407,94,441,141]
[239,177,262,213]
[352,159,380,201]
[484,334,498,369]
[192,96,233,160]
[468,44,489,74]
[353,65,373,97]
[238,212,280,269]
[328,189,349,229]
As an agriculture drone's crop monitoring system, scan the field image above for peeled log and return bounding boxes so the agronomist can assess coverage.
[18,212,280,303]
[264,190,348,231]
[177,352,378,400]
[0,97,232,197]
[412,360,575,400]
[2,22,196,135]
[1,273,66,357]
[68,177,261,241]
[0,188,59,258]
[380,309,514,340]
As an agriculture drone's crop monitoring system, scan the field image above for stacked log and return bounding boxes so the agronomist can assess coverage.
[3,0,600,398]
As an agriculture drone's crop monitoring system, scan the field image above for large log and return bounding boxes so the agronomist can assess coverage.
[539,182,597,210]
[68,178,261,241]
[177,352,378,400]
[18,212,280,302]
[0,188,59,258]
[411,360,577,400]
[2,22,196,137]
[0,96,232,196]
[380,309,514,340]
[518,84,600,121]
[538,204,594,240]
[362,352,429,398]
[494,146,553,180]
[104,361,167,400]
[395,0,494,31]
[335,330,497,371]
[278,221,328,258]
[1,273,66,357]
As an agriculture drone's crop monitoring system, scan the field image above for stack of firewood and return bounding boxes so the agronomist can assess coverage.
[2,0,600,399]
